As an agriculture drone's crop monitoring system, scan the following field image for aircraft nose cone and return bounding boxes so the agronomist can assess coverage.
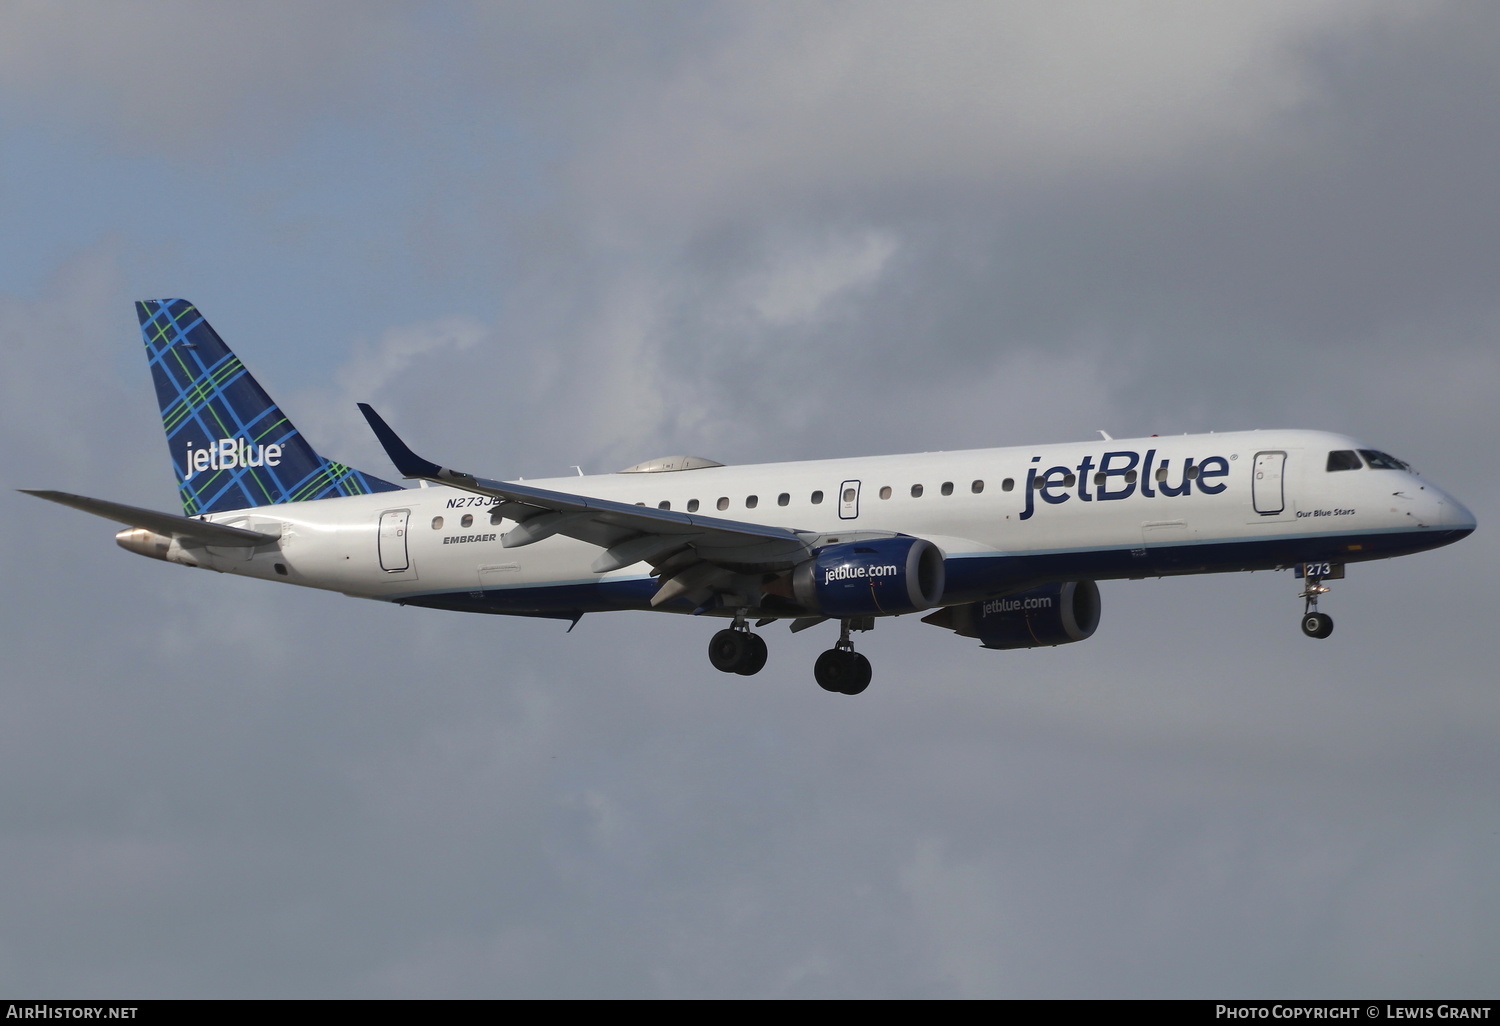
[1440,493,1477,534]
[1423,484,1476,538]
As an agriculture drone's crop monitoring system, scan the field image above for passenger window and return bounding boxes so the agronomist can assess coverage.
[1062,474,1076,488]
[461,514,473,528]
[811,490,824,504]
[777,493,790,506]
[1093,473,1105,486]
[746,495,758,509]
[1155,467,1167,482]
[658,501,670,510]
[941,482,953,496]
[842,488,856,503]
[1327,450,1362,471]
[431,516,444,530]
[717,497,729,511]
[490,510,503,526]
[1125,470,1137,484]
[879,486,892,500]
[1186,466,1199,480]
[687,499,699,512]
[911,484,924,498]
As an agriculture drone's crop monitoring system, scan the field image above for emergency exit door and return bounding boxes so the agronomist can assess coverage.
[838,480,861,520]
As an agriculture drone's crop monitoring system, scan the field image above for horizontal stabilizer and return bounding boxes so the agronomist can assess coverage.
[20,490,279,546]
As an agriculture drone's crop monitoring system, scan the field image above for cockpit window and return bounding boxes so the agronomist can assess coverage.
[1326,450,1362,471]
[1359,449,1411,472]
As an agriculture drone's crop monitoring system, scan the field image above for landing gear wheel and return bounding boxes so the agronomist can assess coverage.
[1297,572,1335,640]
[1301,612,1334,639]
[709,628,768,675]
[843,652,872,695]
[814,649,872,695]
[709,629,749,672]
[735,632,768,676]
[814,650,847,692]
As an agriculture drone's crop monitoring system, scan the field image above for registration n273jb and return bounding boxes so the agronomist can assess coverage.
[26,300,1476,695]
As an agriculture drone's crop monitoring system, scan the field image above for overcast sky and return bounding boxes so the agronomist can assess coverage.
[2,1,1497,998]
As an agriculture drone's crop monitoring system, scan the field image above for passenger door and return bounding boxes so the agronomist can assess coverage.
[1252,451,1287,516]
[378,509,413,573]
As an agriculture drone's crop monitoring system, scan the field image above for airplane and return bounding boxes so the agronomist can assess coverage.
[25,299,1476,695]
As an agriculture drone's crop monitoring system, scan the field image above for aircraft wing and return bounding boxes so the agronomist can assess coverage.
[20,490,280,546]
[359,405,815,607]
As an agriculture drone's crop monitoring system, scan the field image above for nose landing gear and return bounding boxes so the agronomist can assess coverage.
[1301,611,1333,638]
[1298,569,1335,639]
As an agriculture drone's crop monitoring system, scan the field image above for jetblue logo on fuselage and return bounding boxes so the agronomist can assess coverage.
[183,438,283,480]
[1019,449,1230,520]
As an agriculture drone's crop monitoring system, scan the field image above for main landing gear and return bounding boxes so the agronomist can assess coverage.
[707,613,875,694]
[814,617,873,695]
[1299,572,1335,639]
[708,617,768,676]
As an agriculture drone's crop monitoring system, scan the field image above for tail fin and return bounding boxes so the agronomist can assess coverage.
[138,299,400,515]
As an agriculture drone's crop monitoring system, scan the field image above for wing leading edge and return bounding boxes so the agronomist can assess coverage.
[357,404,816,609]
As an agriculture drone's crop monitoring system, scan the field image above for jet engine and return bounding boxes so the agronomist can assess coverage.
[924,580,1101,649]
[788,537,945,617]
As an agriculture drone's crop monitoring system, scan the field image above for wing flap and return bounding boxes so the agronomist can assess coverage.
[592,534,696,574]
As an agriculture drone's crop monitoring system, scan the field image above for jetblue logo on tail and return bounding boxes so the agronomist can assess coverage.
[184,438,284,479]
[139,299,399,513]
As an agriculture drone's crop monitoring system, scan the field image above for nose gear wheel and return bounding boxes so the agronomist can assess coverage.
[1297,573,1335,639]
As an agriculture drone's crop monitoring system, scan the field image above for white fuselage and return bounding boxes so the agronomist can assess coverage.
[174,429,1474,620]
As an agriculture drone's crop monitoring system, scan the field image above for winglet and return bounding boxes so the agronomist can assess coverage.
[358,403,465,483]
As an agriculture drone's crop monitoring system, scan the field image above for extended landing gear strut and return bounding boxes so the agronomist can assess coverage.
[1299,572,1335,639]
[706,613,876,694]
[813,618,873,696]
[708,610,768,676]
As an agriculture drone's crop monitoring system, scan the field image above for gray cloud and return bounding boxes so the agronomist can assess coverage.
[2,2,1496,998]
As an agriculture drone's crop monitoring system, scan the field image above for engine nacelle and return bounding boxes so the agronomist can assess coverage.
[791,537,945,617]
[933,580,1101,649]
